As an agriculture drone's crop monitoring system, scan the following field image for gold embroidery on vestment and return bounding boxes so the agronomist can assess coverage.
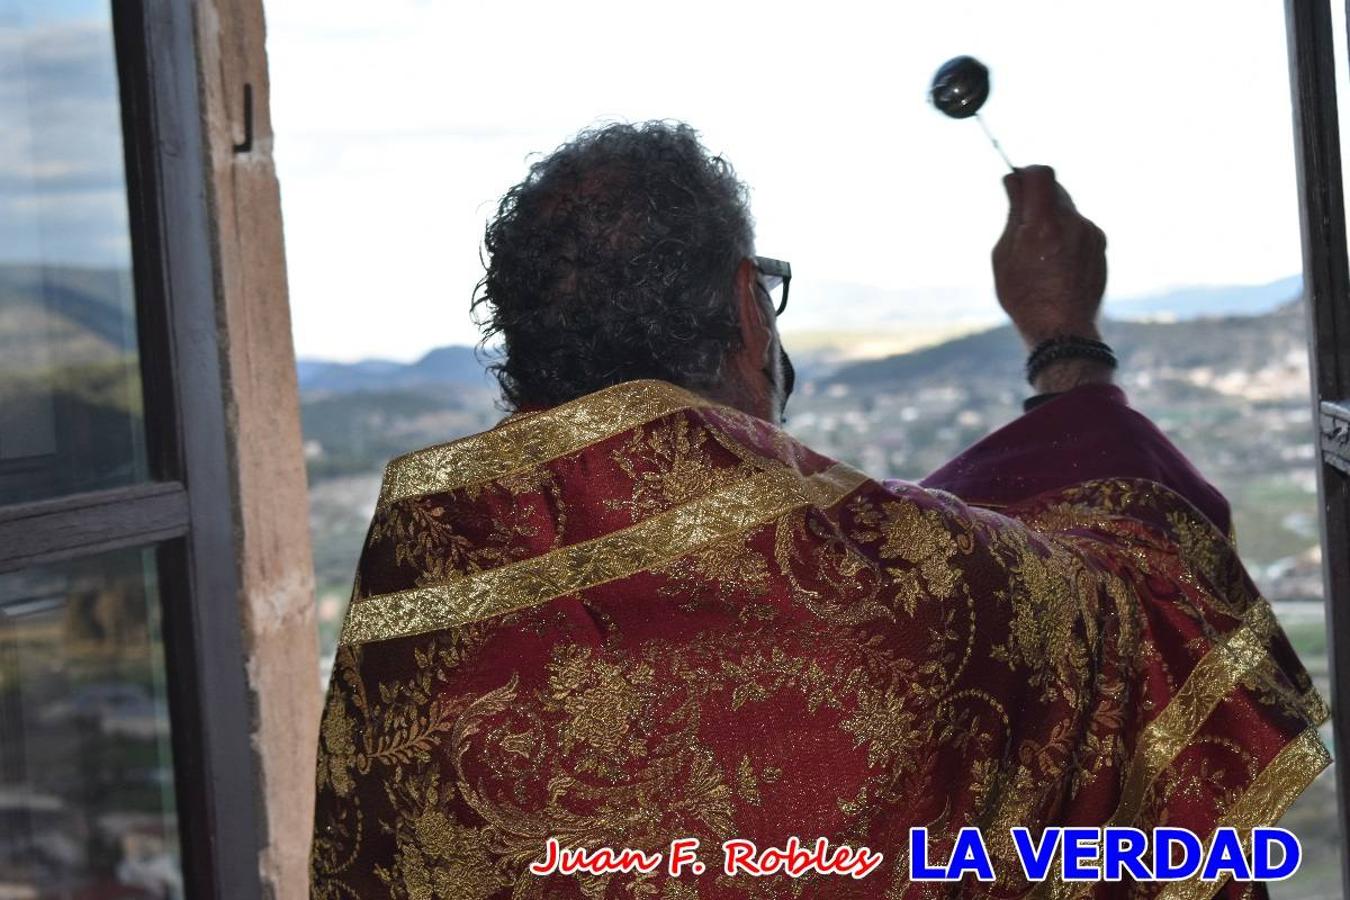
[378,380,706,507]
[342,462,869,646]
[1154,726,1331,900]
[1105,602,1319,831]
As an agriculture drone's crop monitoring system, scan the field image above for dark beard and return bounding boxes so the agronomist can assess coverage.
[777,345,795,424]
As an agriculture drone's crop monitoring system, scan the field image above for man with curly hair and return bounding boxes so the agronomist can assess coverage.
[311,121,1327,899]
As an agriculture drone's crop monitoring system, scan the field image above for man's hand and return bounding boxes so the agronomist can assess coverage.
[993,165,1108,352]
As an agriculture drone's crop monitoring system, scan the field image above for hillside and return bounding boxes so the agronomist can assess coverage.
[828,300,1307,391]
[0,265,145,501]
[786,301,1318,597]
[297,345,492,394]
[302,299,1322,615]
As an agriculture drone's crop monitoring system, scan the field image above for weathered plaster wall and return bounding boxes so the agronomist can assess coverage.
[193,1,320,896]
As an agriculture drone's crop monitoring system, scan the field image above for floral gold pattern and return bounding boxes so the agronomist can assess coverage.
[378,380,706,507]
[313,379,1329,900]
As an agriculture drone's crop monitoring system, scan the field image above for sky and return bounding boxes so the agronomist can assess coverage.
[4,1,1307,363]
[1,1,133,269]
[265,1,1308,362]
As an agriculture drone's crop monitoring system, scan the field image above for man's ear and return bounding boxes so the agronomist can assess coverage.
[734,257,772,362]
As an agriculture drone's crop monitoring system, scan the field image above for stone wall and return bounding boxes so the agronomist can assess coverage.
[193,1,321,896]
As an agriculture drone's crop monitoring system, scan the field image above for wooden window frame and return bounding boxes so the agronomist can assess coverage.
[1286,0,1350,895]
[0,3,1343,898]
[0,2,265,897]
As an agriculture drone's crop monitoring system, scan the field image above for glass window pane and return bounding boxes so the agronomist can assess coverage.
[0,546,182,898]
[0,1,148,504]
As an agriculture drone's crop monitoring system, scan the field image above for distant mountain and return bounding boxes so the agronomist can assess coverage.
[297,299,1313,489]
[1108,275,1302,320]
[784,300,1319,607]
[301,293,1326,634]
[293,276,1306,396]
[0,264,138,364]
[828,300,1308,390]
[760,275,1304,334]
[296,345,493,393]
[0,264,144,501]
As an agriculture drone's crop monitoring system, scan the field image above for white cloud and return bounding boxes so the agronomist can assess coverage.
[0,10,132,268]
[268,0,1303,361]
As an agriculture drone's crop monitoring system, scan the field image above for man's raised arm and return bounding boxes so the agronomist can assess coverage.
[921,165,1232,534]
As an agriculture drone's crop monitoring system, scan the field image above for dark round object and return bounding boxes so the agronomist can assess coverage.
[930,55,990,119]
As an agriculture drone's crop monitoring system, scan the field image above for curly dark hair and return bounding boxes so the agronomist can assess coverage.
[471,121,755,409]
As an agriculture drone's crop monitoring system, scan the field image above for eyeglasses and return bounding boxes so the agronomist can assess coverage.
[752,256,792,316]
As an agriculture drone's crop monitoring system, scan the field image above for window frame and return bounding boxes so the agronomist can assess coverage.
[1,3,1344,898]
[0,2,265,897]
[1285,0,1350,895]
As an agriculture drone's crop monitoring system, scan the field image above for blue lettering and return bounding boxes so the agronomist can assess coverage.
[1010,827,1061,881]
[1061,828,1101,880]
[1103,828,1151,880]
[1253,828,1300,880]
[1202,828,1252,880]
[909,828,948,880]
[1153,828,1203,880]
[949,827,995,882]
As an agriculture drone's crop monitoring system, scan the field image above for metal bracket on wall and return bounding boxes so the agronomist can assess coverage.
[233,83,253,154]
[1322,399,1350,474]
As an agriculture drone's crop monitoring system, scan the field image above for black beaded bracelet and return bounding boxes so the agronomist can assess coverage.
[1025,336,1117,386]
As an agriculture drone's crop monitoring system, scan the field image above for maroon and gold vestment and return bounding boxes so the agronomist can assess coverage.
[311,379,1329,899]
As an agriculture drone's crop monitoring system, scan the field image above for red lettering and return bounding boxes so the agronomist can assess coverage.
[668,838,701,876]
[529,837,561,875]
[615,847,662,874]
[712,837,884,880]
[850,847,885,879]
[783,837,814,877]
[820,842,852,875]
[532,842,663,877]
[723,839,763,875]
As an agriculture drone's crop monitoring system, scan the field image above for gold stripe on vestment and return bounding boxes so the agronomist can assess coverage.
[378,380,707,507]
[1026,599,1328,900]
[1105,602,1283,830]
[342,461,870,646]
[1155,725,1331,900]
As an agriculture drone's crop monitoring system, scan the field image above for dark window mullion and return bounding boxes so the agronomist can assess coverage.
[114,0,184,485]
[0,481,189,573]
[1285,1,1350,897]
[111,3,266,898]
